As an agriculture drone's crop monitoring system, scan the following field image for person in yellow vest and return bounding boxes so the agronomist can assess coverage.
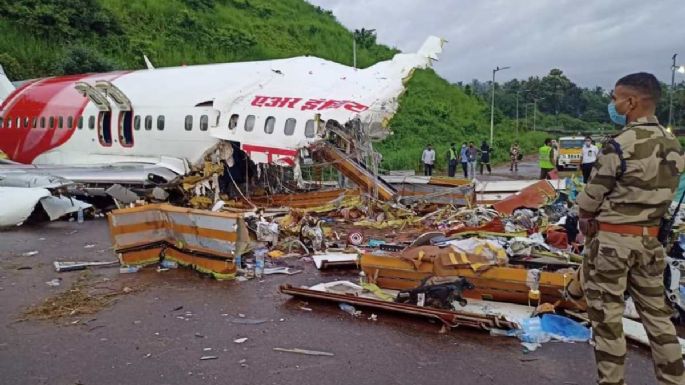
[538,138,555,179]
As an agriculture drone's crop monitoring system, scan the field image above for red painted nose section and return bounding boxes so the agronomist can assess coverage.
[0,71,129,163]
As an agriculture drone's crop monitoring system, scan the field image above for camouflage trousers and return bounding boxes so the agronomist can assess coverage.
[581,230,684,385]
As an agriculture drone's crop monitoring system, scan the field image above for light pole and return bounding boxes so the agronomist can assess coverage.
[669,53,685,129]
[525,103,533,129]
[489,65,510,145]
[515,90,520,137]
[533,97,544,131]
[516,89,531,137]
[352,38,357,69]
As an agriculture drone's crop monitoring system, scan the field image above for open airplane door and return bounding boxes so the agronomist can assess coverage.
[95,80,132,111]
[75,82,113,146]
[75,82,111,111]
[95,81,134,147]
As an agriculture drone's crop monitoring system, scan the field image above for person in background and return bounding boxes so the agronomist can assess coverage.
[539,138,555,179]
[551,139,561,171]
[446,143,458,177]
[479,140,492,175]
[467,141,478,179]
[509,142,521,172]
[459,142,469,178]
[580,135,598,183]
[421,144,435,176]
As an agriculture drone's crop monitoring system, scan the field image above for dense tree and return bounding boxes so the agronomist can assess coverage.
[353,28,377,49]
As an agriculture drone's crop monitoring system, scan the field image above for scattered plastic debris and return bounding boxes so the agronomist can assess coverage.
[338,303,361,317]
[234,338,248,344]
[119,266,141,274]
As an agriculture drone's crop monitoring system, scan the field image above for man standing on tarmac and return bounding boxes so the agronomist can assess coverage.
[467,141,478,179]
[580,135,599,183]
[575,72,685,385]
[421,144,435,176]
[538,138,555,179]
[479,140,492,175]
[459,142,469,178]
[447,143,458,177]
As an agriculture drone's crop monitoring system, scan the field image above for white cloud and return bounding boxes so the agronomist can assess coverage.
[309,0,685,89]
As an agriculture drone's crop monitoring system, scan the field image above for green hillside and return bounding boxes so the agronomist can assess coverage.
[0,0,396,78]
[0,0,545,171]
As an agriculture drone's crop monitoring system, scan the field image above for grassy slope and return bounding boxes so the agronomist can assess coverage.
[0,0,544,170]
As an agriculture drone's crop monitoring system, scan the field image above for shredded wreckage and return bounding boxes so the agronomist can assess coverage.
[8,127,685,355]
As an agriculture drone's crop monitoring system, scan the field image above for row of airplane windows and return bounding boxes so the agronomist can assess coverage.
[0,114,167,131]
[226,114,318,138]
[0,113,321,138]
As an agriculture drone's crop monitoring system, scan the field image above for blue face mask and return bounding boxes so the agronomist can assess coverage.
[607,102,627,126]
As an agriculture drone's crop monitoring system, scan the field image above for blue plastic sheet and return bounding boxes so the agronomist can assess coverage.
[540,314,591,342]
[513,314,591,347]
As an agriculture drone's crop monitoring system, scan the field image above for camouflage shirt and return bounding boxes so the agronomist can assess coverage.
[576,116,685,226]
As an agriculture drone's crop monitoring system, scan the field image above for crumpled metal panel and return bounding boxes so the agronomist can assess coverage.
[491,180,557,216]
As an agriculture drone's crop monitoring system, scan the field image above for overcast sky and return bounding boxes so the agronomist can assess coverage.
[309,0,684,90]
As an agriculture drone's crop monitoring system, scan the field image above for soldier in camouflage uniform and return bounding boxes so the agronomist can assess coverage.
[575,72,685,385]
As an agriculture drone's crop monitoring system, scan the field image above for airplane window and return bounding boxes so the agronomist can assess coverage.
[228,114,239,130]
[24,117,29,128]
[88,116,95,130]
[0,117,3,128]
[134,115,140,131]
[244,115,255,132]
[41,117,45,128]
[16,118,21,128]
[58,116,63,129]
[200,115,208,131]
[284,118,296,136]
[78,116,83,129]
[67,116,73,129]
[49,117,55,129]
[157,115,164,131]
[215,113,220,127]
[264,116,275,134]
[305,120,315,138]
[32,117,37,128]
[6,117,11,128]
[145,115,152,130]
[185,115,193,131]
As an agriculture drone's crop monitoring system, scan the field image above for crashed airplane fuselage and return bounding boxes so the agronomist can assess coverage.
[0,37,444,188]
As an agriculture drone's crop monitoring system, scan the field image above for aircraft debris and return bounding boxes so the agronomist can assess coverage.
[106,184,140,205]
[0,187,92,227]
[53,261,119,272]
[272,348,334,357]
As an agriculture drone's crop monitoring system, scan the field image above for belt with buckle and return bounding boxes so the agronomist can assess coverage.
[598,222,659,237]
